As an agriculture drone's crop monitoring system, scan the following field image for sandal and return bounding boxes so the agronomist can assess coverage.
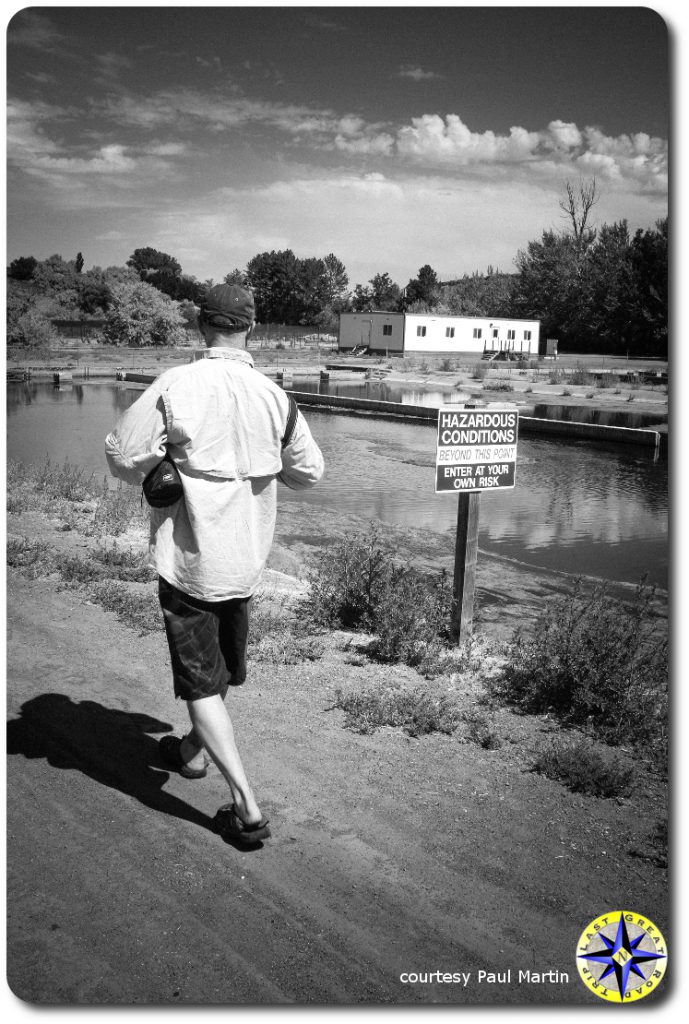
[158,735,208,779]
[213,803,271,846]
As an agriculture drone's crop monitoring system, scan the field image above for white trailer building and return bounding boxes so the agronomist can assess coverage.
[338,312,540,357]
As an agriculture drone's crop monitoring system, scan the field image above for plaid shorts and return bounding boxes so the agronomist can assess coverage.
[158,577,251,702]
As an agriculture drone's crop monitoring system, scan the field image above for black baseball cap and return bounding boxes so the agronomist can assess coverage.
[200,284,255,330]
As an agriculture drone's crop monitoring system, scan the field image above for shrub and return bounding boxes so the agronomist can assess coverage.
[439,358,456,372]
[307,525,395,630]
[570,365,595,386]
[483,380,514,392]
[306,526,453,666]
[532,736,634,798]
[103,281,186,347]
[471,362,488,380]
[7,310,59,349]
[492,579,668,761]
[368,566,452,666]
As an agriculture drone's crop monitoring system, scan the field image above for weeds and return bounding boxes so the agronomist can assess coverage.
[251,631,324,665]
[532,736,634,798]
[6,536,54,578]
[32,456,97,502]
[90,581,162,634]
[90,481,147,537]
[332,684,463,737]
[483,380,514,392]
[471,363,488,380]
[463,708,502,749]
[91,543,155,582]
[57,545,155,587]
[249,590,324,664]
[492,578,668,762]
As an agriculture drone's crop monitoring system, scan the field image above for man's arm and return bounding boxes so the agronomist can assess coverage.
[104,386,168,486]
[277,409,324,490]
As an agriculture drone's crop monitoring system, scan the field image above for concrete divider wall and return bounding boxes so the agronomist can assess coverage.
[290,391,661,448]
[112,379,661,448]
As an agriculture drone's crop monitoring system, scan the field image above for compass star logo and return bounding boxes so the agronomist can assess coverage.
[576,910,668,1002]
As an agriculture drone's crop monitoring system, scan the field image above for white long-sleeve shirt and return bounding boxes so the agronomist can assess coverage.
[105,348,324,600]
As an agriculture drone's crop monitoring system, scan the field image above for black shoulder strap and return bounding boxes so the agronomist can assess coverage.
[281,394,299,448]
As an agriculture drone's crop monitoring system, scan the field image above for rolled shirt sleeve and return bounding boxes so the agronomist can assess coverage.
[278,409,325,490]
[104,386,168,486]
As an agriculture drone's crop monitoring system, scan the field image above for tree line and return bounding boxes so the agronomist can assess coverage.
[6,182,668,356]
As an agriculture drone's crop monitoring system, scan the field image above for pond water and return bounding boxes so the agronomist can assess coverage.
[6,381,668,588]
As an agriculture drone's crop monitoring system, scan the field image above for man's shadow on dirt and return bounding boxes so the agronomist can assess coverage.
[7,693,215,833]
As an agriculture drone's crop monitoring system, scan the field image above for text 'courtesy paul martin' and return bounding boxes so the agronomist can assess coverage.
[435,406,519,494]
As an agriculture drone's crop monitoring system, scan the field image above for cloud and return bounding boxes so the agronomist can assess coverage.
[7,9,70,53]
[393,113,667,192]
[397,65,443,81]
[94,52,134,86]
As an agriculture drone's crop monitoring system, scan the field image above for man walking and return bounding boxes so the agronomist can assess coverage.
[105,284,324,845]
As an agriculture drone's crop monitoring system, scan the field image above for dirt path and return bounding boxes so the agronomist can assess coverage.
[6,552,668,1006]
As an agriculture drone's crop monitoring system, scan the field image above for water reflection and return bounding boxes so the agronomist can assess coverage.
[287,378,470,407]
[6,382,668,587]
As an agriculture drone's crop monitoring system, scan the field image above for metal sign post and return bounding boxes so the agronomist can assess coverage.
[435,404,519,644]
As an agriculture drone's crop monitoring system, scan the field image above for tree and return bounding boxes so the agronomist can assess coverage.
[75,252,84,273]
[442,269,515,318]
[298,257,330,323]
[77,268,113,315]
[351,283,374,312]
[584,221,635,352]
[224,268,249,286]
[512,230,586,346]
[628,218,668,356]
[559,178,599,250]
[369,272,401,311]
[127,247,182,280]
[403,264,440,309]
[126,247,184,298]
[102,281,187,346]
[7,256,37,280]
[321,254,349,306]
[31,255,80,311]
[246,249,303,322]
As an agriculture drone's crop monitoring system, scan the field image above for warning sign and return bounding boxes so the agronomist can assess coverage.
[435,405,519,493]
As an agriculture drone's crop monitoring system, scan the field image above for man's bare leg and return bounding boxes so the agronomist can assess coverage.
[178,680,229,770]
[185,694,263,824]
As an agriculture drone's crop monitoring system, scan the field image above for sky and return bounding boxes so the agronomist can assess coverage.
[4,2,671,290]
